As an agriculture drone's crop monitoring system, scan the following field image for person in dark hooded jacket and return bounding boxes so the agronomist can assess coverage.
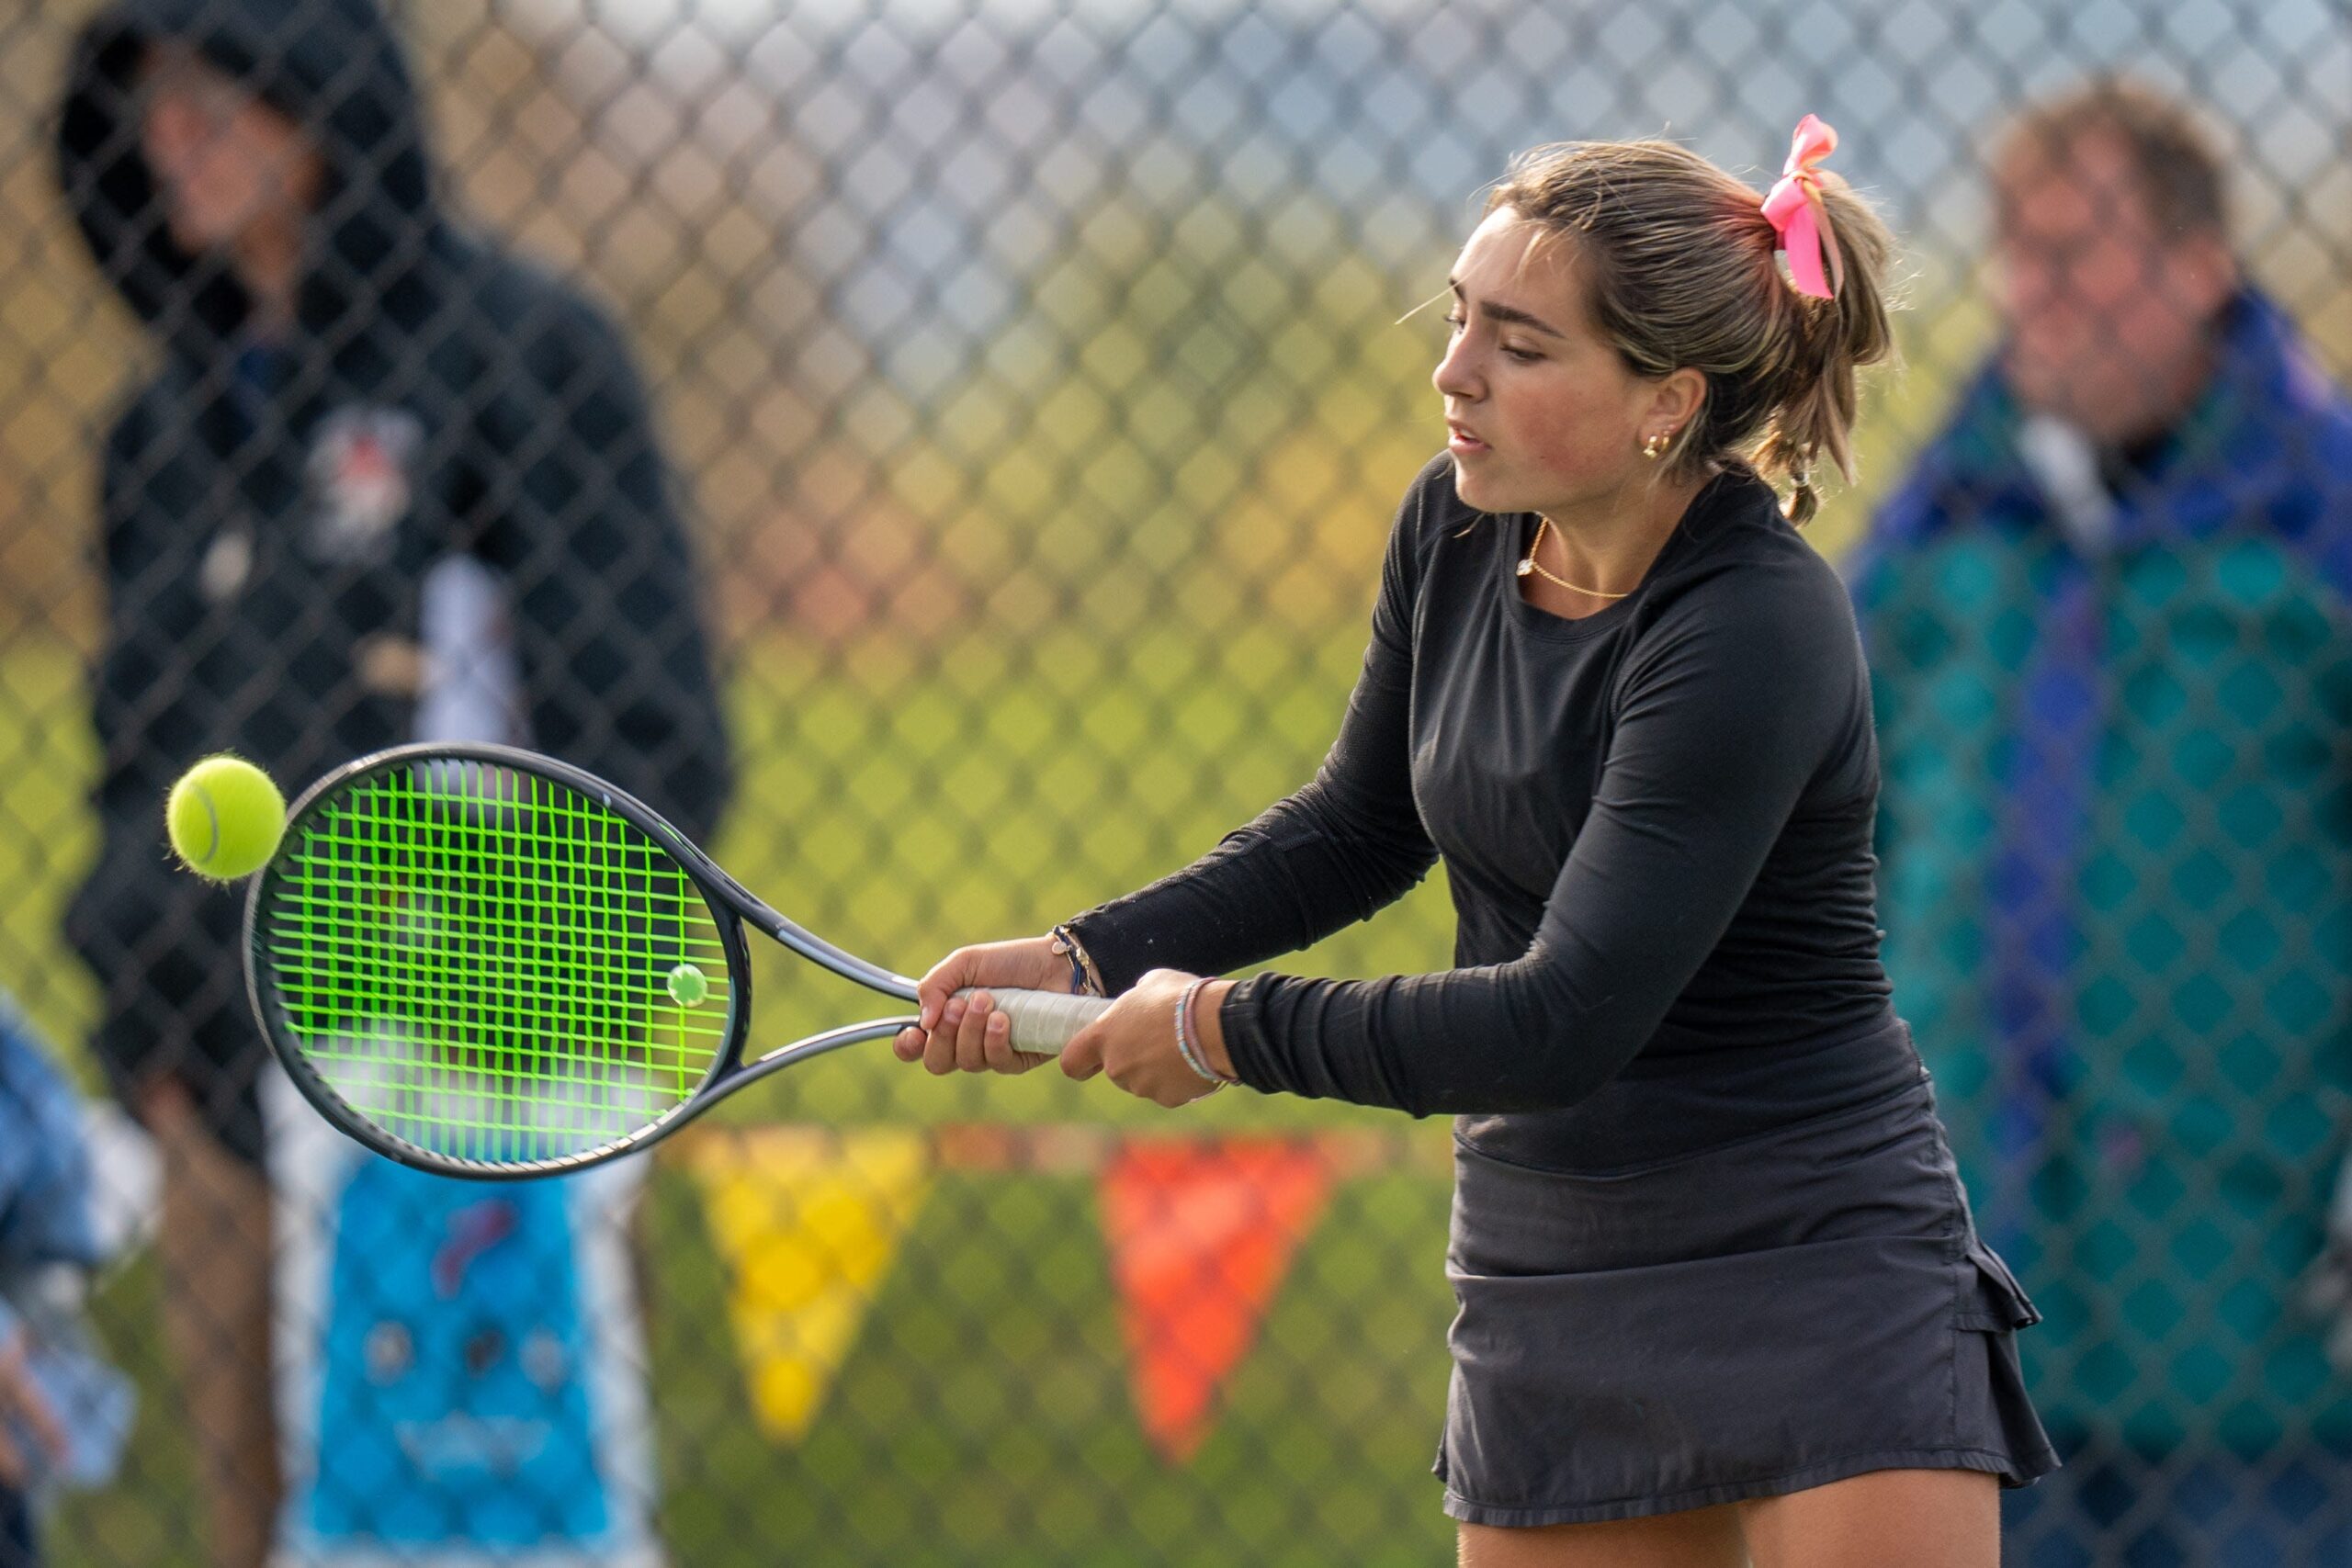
[53,4,731,1562]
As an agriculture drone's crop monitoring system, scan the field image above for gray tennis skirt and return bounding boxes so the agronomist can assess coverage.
[1434,1078,2059,1526]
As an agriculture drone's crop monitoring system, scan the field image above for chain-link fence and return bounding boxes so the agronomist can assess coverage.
[1,1,2349,1564]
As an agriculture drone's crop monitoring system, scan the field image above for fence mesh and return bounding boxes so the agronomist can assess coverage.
[2,1,2349,1563]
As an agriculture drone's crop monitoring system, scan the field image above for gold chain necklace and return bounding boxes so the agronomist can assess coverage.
[1516,516,1634,600]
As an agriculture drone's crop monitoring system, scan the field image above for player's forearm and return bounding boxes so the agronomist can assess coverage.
[1216,953,1658,1116]
[1070,784,1434,994]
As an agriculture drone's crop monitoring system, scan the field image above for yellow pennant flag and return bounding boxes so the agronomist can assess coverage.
[681,1128,933,1441]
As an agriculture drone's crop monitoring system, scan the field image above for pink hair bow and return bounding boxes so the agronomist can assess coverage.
[1760,114,1845,301]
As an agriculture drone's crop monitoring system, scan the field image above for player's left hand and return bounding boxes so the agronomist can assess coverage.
[897,936,1069,1075]
[1060,969,1235,1108]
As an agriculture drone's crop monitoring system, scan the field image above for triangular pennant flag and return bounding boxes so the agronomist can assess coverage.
[682,1127,933,1441]
[1101,1137,1334,1463]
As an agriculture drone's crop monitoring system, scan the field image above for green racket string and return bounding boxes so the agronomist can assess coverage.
[255,761,731,1167]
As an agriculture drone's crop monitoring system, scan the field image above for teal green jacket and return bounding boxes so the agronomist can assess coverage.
[1852,293,2352,1454]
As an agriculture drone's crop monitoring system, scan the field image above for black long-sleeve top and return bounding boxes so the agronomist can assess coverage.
[1069,457,1923,1174]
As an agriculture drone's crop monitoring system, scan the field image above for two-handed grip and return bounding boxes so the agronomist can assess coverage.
[949,987,1112,1053]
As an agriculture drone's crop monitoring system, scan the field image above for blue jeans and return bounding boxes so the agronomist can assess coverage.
[2004,1438,2352,1568]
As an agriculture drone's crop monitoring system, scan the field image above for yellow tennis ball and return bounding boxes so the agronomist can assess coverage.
[667,962,708,1008]
[165,755,287,882]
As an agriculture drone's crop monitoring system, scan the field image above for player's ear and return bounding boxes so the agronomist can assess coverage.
[1647,367,1707,442]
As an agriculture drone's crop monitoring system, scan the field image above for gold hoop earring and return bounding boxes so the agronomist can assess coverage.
[1642,432,1669,460]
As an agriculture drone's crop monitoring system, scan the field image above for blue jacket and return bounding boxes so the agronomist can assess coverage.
[0,995,102,1345]
[1851,292,2352,1453]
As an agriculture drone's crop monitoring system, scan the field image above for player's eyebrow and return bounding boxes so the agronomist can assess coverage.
[1448,279,1566,338]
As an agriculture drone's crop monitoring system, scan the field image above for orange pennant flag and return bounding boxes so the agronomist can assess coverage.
[680,1127,933,1442]
[1101,1137,1334,1464]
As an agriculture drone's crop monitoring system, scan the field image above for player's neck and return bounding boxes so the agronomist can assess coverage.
[1529,473,1705,608]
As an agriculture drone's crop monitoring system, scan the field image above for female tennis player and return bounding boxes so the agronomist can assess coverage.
[894,121,2056,1566]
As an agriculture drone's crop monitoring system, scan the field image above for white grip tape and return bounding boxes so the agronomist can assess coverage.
[951,987,1111,1054]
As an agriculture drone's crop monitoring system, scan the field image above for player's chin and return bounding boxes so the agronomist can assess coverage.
[1447,455,1509,511]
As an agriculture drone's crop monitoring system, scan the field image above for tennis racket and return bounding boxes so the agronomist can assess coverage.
[243,741,1107,1179]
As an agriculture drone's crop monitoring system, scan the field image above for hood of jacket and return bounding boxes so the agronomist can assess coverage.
[56,0,444,362]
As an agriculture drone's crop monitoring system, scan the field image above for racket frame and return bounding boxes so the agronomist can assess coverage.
[246,740,929,1180]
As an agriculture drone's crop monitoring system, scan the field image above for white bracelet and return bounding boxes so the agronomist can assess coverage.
[1172,976,1228,1090]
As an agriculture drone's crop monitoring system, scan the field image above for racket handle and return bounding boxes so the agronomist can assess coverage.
[953,987,1111,1054]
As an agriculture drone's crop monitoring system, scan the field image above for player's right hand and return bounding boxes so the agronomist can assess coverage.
[894,936,1069,1075]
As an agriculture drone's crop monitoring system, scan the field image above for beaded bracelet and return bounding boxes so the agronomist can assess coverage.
[1172,976,1229,1091]
[1048,923,1105,998]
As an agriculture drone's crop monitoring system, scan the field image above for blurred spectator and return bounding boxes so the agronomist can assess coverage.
[1851,78,2352,1566]
[53,1,732,1563]
[1,990,131,1568]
